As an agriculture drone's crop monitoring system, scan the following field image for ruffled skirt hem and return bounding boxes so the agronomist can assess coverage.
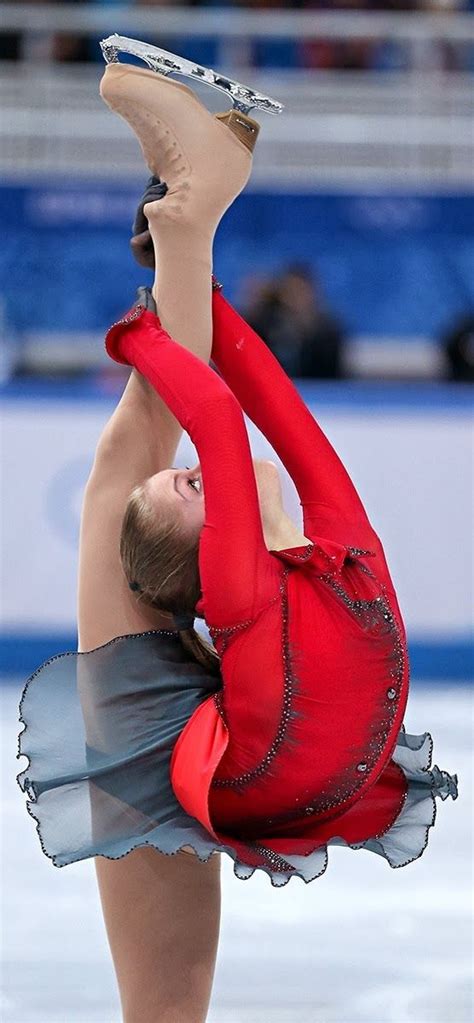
[16,632,458,888]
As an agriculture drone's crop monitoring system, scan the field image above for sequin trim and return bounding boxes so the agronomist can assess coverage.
[106,302,145,338]
[250,843,297,874]
[210,546,406,822]
[264,571,407,827]
[346,546,376,559]
[104,302,149,364]
[214,689,226,724]
[209,616,254,638]
[209,595,280,696]
[211,567,301,791]
[280,543,315,562]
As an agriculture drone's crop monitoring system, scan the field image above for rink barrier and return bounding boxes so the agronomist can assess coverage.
[1,632,472,680]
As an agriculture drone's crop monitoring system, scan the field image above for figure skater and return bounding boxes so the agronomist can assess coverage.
[17,37,458,1023]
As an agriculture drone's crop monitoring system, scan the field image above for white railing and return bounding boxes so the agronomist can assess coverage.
[2,5,474,41]
[0,7,472,185]
[0,65,471,186]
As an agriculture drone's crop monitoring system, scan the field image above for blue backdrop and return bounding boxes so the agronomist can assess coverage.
[1,183,473,342]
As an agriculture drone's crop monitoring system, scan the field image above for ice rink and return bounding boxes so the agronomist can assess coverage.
[4,680,471,1023]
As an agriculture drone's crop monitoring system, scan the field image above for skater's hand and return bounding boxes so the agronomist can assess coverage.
[130,228,155,269]
[130,176,168,270]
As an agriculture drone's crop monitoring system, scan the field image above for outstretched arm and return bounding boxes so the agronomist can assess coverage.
[78,192,215,651]
[106,308,279,630]
[211,284,379,550]
[77,369,186,651]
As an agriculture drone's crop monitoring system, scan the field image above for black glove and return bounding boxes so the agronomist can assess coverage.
[130,175,168,270]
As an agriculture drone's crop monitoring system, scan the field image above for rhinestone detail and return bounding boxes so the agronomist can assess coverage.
[104,302,147,361]
[211,567,297,790]
[346,546,376,558]
[281,543,315,562]
[209,616,254,638]
[210,595,280,715]
[262,567,407,828]
[213,689,226,723]
[250,843,295,873]
[210,548,406,823]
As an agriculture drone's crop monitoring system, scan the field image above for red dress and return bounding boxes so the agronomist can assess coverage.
[106,285,410,876]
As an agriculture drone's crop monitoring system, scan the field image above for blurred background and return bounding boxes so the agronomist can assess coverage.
[1,3,472,1023]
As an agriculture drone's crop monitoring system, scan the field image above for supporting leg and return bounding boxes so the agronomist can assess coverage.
[95,846,221,1023]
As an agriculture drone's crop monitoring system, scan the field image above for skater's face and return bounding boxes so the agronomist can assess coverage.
[145,458,285,543]
[146,462,205,539]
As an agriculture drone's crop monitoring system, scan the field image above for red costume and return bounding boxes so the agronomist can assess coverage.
[105,283,413,876]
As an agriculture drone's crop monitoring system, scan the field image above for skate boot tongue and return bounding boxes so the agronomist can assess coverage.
[215,110,260,155]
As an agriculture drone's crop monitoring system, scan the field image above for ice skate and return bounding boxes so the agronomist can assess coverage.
[100,33,284,122]
[100,68,261,232]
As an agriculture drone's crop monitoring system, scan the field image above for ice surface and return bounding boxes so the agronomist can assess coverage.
[4,682,472,1023]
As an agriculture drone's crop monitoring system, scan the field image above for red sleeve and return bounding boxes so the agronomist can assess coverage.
[106,308,279,629]
[211,286,380,551]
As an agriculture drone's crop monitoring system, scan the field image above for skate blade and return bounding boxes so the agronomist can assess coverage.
[100,34,284,117]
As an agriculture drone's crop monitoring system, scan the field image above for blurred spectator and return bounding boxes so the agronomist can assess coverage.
[442,313,474,381]
[242,264,345,378]
[0,33,21,60]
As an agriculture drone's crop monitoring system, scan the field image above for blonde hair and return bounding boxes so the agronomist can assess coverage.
[120,482,221,677]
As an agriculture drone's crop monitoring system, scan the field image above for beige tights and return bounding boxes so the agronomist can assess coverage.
[100,62,254,353]
[84,63,256,1023]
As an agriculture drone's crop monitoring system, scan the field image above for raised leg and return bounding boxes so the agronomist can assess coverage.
[80,62,260,1017]
[99,60,255,355]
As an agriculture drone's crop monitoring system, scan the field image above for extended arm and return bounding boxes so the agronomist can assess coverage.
[78,195,215,651]
[211,285,378,549]
[77,370,186,650]
[106,308,278,629]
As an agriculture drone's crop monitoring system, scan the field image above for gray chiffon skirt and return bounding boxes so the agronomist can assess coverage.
[17,630,458,888]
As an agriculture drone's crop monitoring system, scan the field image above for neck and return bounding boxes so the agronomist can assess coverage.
[263,511,312,552]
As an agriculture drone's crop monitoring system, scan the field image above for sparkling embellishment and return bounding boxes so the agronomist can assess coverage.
[251,843,295,873]
[258,564,407,828]
[345,546,376,558]
[105,303,147,360]
[282,544,315,562]
[210,547,407,825]
[212,567,297,790]
[113,304,145,328]
[213,689,226,723]
[209,616,253,638]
